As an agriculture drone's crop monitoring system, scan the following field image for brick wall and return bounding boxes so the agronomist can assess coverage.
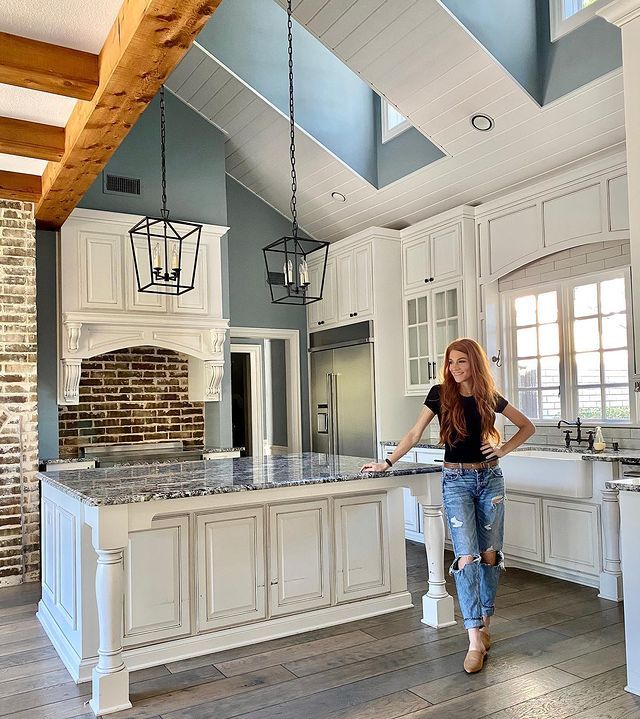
[59,346,205,457]
[0,199,39,586]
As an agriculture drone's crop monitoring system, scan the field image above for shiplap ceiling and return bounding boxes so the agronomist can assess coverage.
[171,0,624,243]
[0,0,124,176]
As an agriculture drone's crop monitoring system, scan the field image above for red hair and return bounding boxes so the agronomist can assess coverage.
[438,338,502,447]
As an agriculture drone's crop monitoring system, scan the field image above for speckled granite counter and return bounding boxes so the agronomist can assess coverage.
[37,452,440,506]
[606,478,640,492]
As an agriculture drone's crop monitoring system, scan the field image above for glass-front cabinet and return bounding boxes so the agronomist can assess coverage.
[404,282,462,395]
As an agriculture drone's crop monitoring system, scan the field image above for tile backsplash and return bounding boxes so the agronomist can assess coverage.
[504,423,639,450]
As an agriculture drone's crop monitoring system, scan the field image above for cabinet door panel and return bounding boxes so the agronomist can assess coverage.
[172,244,208,315]
[124,516,190,645]
[543,500,599,574]
[353,244,373,317]
[306,261,321,328]
[336,252,353,322]
[402,488,420,534]
[504,495,542,562]
[335,494,390,602]
[79,232,123,310]
[197,508,266,631]
[126,236,167,312]
[269,500,331,616]
[321,257,337,324]
[403,237,430,291]
[431,225,461,282]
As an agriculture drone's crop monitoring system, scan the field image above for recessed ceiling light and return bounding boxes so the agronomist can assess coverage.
[470,114,495,132]
[331,191,347,203]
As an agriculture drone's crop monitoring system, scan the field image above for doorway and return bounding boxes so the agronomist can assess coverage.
[230,344,264,458]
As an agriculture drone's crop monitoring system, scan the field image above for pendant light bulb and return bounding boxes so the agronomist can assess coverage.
[153,243,162,269]
[299,258,310,286]
[283,258,294,286]
[170,244,180,271]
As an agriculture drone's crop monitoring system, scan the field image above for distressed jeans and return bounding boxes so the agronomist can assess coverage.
[442,466,506,629]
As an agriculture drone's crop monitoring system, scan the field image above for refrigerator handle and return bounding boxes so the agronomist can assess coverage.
[326,372,334,456]
[331,373,339,456]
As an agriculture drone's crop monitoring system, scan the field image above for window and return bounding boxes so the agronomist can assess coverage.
[381,98,410,143]
[549,0,609,41]
[506,270,634,423]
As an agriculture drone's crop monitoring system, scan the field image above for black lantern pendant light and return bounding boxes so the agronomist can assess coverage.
[262,0,329,306]
[129,86,202,295]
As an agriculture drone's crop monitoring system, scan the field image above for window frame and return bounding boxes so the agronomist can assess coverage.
[503,267,635,425]
[381,98,410,144]
[549,0,609,42]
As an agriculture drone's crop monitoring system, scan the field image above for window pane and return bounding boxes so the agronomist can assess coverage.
[541,389,561,420]
[605,387,630,421]
[517,359,538,388]
[604,350,628,384]
[602,313,627,349]
[539,323,559,356]
[601,278,626,314]
[419,359,430,384]
[410,359,419,385]
[540,356,560,386]
[386,103,407,130]
[574,318,599,351]
[573,283,598,317]
[578,387,602,419]
[435,322,446,355]
[448,318,458,341]
[407,299,416,326]
[518,390,538,418]
[435,292,445,321]
[447,289,457,317]
[576,352,600,385]
[408,327,418,357]
[515,295,536,326]
[538,292,558,323]
[418,325,429,356]
[417,296,428,323]
[517,327,537,357]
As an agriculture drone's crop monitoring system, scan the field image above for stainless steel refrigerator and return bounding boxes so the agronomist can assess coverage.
[310,326,376,458]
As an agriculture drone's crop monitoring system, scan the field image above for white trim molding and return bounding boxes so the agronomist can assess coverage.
[597,0,640,25]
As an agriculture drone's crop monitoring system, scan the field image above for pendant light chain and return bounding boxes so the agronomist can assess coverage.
[160,85,169,219]
[287,0,298,240]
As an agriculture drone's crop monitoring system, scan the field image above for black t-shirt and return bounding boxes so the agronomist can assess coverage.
[424,384,509,463]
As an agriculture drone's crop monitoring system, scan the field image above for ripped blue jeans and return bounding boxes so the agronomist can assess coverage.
[442,466,506,629]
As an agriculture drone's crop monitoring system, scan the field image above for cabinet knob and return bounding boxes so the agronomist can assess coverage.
[430,277,434,282]
[354,312,358,316]
[424,278,429,283]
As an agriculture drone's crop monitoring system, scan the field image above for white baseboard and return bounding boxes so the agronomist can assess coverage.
[40,591,413,684]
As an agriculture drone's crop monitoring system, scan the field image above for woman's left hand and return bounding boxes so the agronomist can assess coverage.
[481,442,507,460]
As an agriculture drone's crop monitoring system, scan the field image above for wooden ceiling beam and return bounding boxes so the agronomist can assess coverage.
[0,32,99,101]
[0,170,41,202]
[0,116,65,162]
[35,0,222,229]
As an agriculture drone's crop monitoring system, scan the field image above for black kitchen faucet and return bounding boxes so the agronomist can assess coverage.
[557,417,594,450]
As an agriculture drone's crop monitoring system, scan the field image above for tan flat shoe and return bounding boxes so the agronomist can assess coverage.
[463,648,486,674]
[479,628,491,651]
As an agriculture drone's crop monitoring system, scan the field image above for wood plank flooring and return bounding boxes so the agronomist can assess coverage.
[1,543,637,719]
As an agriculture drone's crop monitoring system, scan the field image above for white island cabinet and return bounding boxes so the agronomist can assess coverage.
[37,453,446,716]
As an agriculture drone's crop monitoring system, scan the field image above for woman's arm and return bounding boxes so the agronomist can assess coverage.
[360,406,436,472]
[481,404,535,460]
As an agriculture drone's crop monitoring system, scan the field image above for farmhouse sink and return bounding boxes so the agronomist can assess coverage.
[500,450,593,498]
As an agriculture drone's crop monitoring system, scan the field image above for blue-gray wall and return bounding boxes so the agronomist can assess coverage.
[375,97,445,188]
[198,0,377,186]
[536,0,621,105]
[226,175,309,449]
[36,229,59,459]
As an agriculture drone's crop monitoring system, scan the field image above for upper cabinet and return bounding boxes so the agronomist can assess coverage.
[336,244,373,323]
[307,256,337,329]
[403,224,462,293]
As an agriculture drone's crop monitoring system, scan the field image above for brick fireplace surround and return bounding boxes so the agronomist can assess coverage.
[0,199,39,587]
[59,346,205,458]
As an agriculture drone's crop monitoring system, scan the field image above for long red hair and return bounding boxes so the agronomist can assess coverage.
[438,338,502,447]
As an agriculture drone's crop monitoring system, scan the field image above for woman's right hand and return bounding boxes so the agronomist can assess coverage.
[360,461,390,473]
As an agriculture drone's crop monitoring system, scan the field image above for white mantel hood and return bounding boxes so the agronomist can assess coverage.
[58,209,230,405]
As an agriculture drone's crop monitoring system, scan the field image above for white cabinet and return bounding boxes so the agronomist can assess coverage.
[336,244,373,323]
[542,499,600,576]
[79,231,124,311]
[196,507,267,631]
[268,500,331,616]
[170,244,209,316]
[334,494,390,602]
[404,282,462,395]
[123,516,191,646]
[402,224,462,293]
[307,256,337,329]
[503,495,542,562]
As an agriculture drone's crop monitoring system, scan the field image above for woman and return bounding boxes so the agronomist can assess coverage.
[361,338,534,673]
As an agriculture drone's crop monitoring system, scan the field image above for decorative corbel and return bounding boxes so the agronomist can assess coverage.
[62,359,82,404]
[64,321,83,354]
[209,328,226,358]
[203,360,224,401]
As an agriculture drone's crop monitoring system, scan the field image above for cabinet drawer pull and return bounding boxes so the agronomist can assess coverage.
[433,459,444,464]
[427,362,432,381]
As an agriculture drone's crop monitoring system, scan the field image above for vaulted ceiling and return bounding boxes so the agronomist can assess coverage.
[171,0,625,243]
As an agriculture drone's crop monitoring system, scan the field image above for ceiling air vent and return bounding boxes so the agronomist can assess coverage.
[103,173,141,196]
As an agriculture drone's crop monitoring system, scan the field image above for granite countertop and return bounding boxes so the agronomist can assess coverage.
[605,478,640,492]
[37,452,441,507]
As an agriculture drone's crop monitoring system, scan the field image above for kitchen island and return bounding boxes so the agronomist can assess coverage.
[37,453,445,716]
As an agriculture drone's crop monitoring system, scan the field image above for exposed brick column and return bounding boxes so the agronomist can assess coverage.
[0,199,39,586]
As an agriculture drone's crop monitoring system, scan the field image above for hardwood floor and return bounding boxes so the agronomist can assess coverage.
[0,543,637,719]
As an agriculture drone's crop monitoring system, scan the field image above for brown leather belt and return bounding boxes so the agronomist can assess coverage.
[443,460,499,470]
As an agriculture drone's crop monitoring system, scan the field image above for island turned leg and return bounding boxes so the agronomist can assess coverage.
[419,501,456,628]
[600,488,624,602]
[87,505,131,716]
